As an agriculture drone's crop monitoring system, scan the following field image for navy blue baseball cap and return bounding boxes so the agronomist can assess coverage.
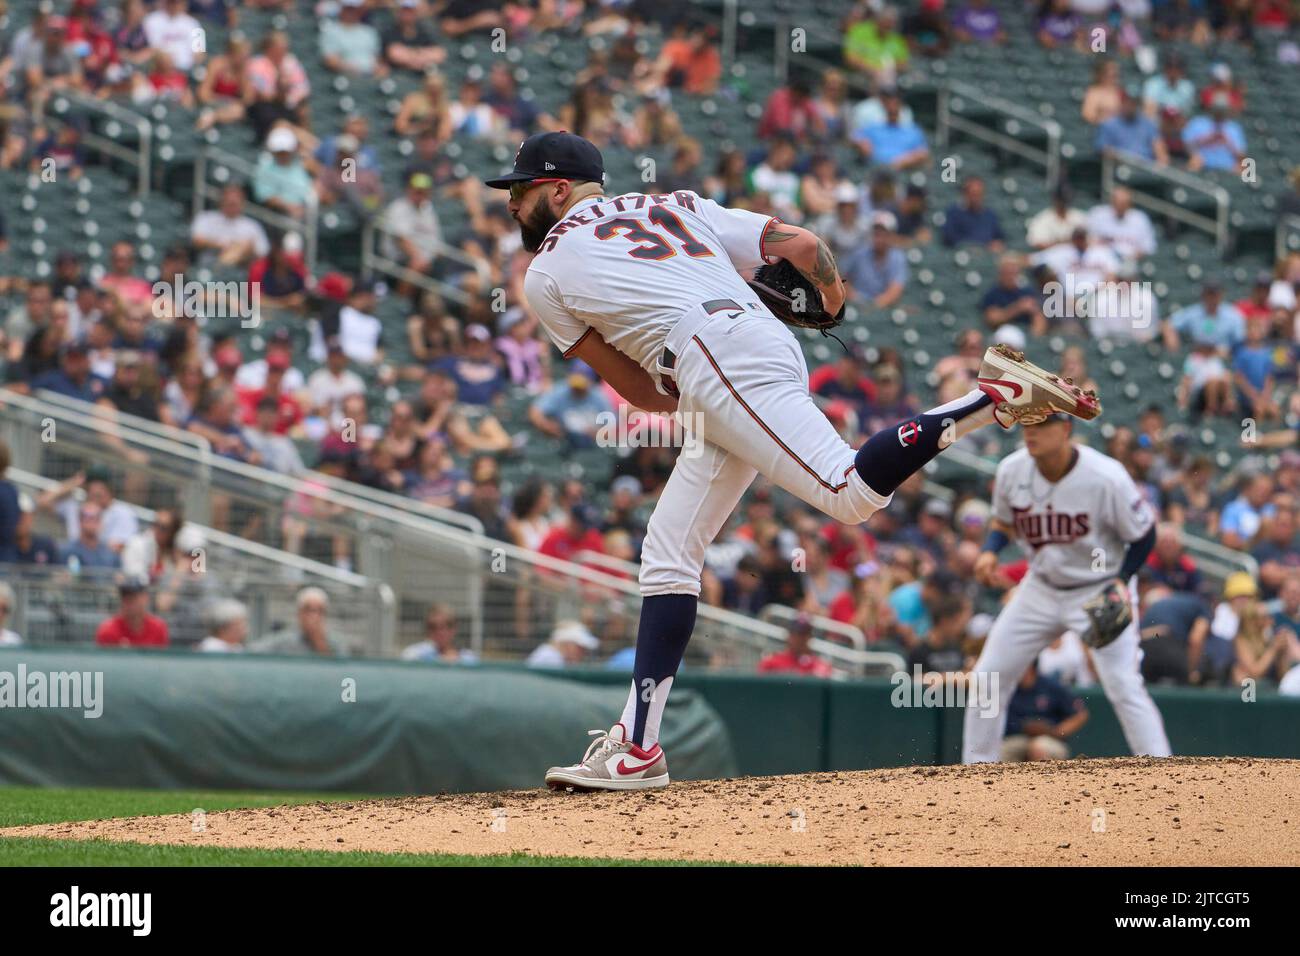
[484,131,605,189]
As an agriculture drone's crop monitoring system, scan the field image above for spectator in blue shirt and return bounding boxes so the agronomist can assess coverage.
[529,371,614,449]
[1141,52,1196,118]
[1163,281,1245,353]
[842,213,908,309]
[29,342,108,403]
[851,89,930,171]
[1001,659,1089,761]
[1233,317,1281,421]
[1219,473,1275,551]
[0,440,19,563]
[57,502,122,573]
[980,255,1047,335]
[1096,93,1168,165]
[432,325,507,407]
[314,113,380,174]
[941,176,1004,250]
[1184,95,1246,173]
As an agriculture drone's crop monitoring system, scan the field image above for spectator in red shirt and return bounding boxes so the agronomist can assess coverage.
[95,577,170,647]
[1199,63,1244,115]
[1235,271,1275,324]
[654,22,722,95]
[757,75,826,144]
[99,241,155,317]
[758,615,835,678]
[809,350,877,420]
[237,354,304,435]
[1145,522,1203,595]
[538,506,606,564]
[146,50,193,106]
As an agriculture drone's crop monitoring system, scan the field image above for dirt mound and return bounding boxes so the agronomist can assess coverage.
[11,757,1298,865]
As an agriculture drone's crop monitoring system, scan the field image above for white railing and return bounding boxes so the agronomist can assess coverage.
[0,390,803,666]
[936,79,1063,188]
[31,389,484,536]
[360,217,491,307]
[1276,213,1300,261]
[1102,149,1232,254]
[759,603,906,678]
[194,145,320,271]
[47,94,153,197]
[5,467,398,654]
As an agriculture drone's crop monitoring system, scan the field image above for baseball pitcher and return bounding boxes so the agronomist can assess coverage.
[963,414,1172,762]
[485,132,1102,790]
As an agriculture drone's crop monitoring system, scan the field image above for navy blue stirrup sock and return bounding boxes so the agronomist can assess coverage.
[621,594,696,748]
[854,392,994,496]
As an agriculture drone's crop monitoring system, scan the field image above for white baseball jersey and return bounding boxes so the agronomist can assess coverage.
[523,191,779,376]
[992,444,1154,589]
[521,189,889,599]
[966,444,1171,764]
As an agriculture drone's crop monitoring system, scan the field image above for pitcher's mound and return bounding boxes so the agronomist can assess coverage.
[12,757,1299,865]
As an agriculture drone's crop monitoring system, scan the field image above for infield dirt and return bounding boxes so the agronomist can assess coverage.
[9,757,1298,865]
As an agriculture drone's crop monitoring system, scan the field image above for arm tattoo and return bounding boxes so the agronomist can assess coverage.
[764,227,842,288]
[805,239,841,289]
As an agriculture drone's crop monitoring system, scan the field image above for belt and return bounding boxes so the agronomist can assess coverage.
[658,298,744,400]
[659,346,679,399]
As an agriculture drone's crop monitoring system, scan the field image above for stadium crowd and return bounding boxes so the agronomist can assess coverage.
[0,0,1299,700]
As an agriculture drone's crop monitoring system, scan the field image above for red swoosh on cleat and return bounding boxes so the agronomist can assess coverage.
[616,756,660,775]
[978,377,1023,399]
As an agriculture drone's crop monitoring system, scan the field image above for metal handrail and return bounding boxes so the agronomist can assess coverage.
[1102,149,1232,254]
[760,603,866,652]
[194,145,320,272]
[6,467,399,654]
[7,468,377,590]
[936,79,1063,188]
[1275,213,1300,261]
[1,390,801,662]
[35,389,208,450]
[47,94,153,196]
[29,389,485,536]
[759,604,906,678]
[360,216,490,307]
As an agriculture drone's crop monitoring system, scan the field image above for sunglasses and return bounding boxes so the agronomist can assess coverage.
[509,177,564,202]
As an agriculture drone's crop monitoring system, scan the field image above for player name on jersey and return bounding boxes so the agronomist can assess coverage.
[535,191,704,254]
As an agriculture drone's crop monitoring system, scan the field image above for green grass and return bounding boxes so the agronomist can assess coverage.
[0,837,708,867]
[0,785,361,828]
[0,787,719,866]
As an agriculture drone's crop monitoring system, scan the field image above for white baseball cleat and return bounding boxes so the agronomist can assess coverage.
[977,344,1102,428]
[544,723,670,792]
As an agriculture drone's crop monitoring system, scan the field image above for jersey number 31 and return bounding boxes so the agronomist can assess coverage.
[594,207,714,261]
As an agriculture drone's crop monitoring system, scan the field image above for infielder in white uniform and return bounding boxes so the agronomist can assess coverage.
[485,132,1103,790]
[963,415,1172,762]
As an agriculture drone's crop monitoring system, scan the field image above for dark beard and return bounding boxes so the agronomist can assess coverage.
[519,202,560,253]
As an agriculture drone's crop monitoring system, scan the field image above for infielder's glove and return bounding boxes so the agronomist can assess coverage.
[1080,580,1132,649]
[747,259,845,332]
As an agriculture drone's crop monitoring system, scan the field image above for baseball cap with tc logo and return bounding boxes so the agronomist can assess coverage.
[484,131,605,190]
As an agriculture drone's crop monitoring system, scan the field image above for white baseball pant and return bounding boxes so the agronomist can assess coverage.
[962,572,1172,762]
[639,300,891,597]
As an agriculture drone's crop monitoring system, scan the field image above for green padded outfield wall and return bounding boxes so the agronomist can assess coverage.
[0,649,737,793]
[1,649,1297,793]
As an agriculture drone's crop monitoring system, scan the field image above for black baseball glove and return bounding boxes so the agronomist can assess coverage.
[1080,580,1133,649]
[747,259,845,332]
